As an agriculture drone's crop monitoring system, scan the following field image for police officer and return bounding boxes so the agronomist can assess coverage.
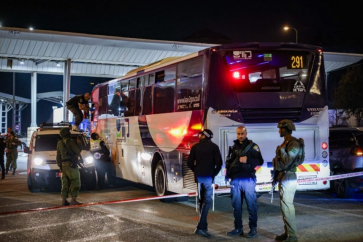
[0,131,6,179]
[226,126,264,238]
[5,131,21,175]
[187,129,222,238]
[273,119,302,242]
[56,127,83,206]
[66,93,91,131]
[90,132,110,189]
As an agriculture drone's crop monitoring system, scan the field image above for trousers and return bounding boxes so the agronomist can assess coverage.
[278,171,297,237]
[196,176,213,230]
[67,106,83,126]
[61,161,81,198]
[230,177,258,230]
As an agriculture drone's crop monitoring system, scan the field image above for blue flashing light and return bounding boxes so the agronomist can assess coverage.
[257,54,263,57]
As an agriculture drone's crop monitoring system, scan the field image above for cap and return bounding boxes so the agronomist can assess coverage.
[199,129,213,139]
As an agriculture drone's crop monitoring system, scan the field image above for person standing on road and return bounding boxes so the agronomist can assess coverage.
[5,131,21,175]
[66,93,91,131]
[90,132,110,189]
[0,131,6,179]
[56,127,83,206]
[225,126,264,238]
[272,119,302,242]
[187,129,222,238]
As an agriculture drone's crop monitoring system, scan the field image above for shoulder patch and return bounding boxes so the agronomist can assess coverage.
[291,148,297,154]
[253,145,260,152]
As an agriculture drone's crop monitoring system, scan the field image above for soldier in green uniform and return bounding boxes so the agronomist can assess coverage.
[273,119,302,242]
[56,127,83,206]
[5,131,21,175]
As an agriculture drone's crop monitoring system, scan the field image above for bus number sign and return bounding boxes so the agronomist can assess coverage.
[288,55,306,69]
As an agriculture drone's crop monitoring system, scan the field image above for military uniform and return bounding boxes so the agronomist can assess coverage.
[226,138,264,237]
[0,136,6,179]
[56,128,83,205]
[90,138,110,189]
[273,120,302,242]
[5,135,21,174]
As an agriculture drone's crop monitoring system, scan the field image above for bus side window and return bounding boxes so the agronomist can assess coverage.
[98,85,109,116]
[142,86,152,115]
[107,81,121,116]
[153,80,175,114]
[149,73,155,85]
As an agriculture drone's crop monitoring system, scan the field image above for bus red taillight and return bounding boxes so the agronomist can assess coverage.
[233,71,240,79]
[322,142,328,150]
[356,148,363,156]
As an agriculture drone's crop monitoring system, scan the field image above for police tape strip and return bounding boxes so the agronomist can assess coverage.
[2,172,363,216]
[296,171,363,184]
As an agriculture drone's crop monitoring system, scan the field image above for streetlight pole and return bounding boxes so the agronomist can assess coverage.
[283,26,298,43]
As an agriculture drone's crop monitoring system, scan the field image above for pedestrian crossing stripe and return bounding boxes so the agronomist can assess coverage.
[296,164,320,172]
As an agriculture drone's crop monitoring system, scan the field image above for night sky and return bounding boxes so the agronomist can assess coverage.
[0,0,362,132]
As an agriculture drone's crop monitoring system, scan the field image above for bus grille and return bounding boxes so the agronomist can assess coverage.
[182,154,197,191]
[240,108,301,123]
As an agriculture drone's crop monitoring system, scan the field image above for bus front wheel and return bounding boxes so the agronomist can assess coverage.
[154,160,167,196]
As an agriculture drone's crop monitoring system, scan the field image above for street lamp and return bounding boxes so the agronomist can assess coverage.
[284,26,298,43]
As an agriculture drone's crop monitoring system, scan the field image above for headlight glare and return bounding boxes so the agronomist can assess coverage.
[85,156,94,165]
[34,158,45,166]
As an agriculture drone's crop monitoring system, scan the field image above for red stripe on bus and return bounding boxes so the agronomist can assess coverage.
[310,164,320,171]
[298,165,308,172]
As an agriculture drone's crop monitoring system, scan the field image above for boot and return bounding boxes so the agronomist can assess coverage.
[70,197,83,205]
[12,169,16,175]
[62,198,70,206]
[1,176,4,180]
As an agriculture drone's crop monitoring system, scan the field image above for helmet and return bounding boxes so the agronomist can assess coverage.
[59,127,71,137]
[277,119,296,131]
[277,119,295,137]
[199,129,213,139]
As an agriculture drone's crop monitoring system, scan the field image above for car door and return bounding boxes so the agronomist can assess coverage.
[329,130,355,171]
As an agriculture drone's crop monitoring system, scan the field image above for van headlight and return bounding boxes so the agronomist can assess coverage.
[84,156,94,165]
[34,158,45,166]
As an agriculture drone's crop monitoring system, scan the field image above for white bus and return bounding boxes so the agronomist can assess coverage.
[90,42,330,196]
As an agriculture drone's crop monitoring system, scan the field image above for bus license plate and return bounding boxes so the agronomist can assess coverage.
[56,172,62,177]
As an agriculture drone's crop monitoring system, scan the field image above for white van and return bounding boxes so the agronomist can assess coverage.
[24,123,96,192]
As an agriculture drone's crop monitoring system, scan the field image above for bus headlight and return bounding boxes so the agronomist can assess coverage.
[34,158,45,166]
[84,156,94,165]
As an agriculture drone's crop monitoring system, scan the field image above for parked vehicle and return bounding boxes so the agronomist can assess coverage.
[329,127,363,198]
[24,122,96,192]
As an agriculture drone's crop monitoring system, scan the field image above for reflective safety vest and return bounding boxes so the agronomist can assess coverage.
[90,139,103,159]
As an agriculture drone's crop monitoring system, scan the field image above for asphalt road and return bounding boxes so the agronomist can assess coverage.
[0,154,363,242]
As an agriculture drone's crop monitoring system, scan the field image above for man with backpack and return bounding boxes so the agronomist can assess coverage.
[226,126,264,238]
[272,119,304,242]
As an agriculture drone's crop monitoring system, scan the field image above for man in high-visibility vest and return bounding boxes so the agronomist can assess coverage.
[90,133,110,189]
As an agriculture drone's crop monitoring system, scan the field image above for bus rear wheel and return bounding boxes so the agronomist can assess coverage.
[333,171,354,198]
[154,160,167,196]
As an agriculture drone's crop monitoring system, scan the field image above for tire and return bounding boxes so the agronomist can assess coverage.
[27,175,40,193]
[154,160,167,196]
[333,171,354,198]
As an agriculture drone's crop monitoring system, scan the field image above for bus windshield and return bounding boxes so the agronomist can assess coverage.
[224,50,313,93]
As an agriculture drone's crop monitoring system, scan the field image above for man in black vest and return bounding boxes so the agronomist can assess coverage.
[66,93,91,131]
[226,126,264,238]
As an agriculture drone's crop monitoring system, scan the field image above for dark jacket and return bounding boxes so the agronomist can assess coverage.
[187,139,223,182]
[227,138,264,180]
